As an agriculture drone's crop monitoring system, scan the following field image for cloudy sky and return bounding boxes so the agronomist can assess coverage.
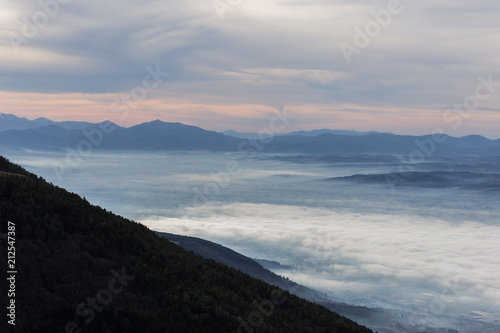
[1,0,500,137]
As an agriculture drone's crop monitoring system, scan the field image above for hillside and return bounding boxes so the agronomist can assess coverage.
[157,232,410,332]
[157,232,289,286]
[156,232,330,301]
[0,155,372,333]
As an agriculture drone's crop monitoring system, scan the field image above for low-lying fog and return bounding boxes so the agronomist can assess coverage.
[5,150,500,332]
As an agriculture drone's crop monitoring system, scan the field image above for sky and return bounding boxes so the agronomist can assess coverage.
[1,0,500,137]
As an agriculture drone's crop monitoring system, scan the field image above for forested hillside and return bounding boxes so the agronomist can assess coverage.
[0,155,373,333]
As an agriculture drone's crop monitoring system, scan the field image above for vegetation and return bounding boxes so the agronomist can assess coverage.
[0,155,373,333]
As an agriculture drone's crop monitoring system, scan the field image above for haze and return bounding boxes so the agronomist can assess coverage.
[8,150,500,331]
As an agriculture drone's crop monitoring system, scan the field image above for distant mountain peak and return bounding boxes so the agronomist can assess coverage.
[1,115,499,154]
[141,119,183,125]
[33,117,52,121]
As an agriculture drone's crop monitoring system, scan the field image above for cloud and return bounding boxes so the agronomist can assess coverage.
[9,148,500,328]
[140,202,500,315]
[1,0,500,136]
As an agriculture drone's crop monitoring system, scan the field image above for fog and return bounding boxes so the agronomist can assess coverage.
[5,150,500,332]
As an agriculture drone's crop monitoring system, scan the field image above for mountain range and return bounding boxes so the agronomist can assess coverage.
[222,129,380,139]
[0,113,95,131]
[1,113,499,155]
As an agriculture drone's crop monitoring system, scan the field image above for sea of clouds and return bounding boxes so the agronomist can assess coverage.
[140,202,500,320]
[7,150,500,329]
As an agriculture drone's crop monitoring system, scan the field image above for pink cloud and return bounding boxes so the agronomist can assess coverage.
[1,91,499,138]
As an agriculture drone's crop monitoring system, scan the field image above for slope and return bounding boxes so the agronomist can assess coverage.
[157,232,407,332]
[0,155,372,333]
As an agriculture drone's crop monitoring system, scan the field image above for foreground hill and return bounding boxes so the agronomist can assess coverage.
[0,155,372,333]
[156,232,335,303]
[158,232,409,332]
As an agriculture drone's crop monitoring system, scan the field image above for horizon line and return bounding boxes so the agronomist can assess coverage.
[1,112,499,140]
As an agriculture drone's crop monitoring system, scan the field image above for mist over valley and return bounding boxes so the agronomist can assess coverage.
[3,137,500,332]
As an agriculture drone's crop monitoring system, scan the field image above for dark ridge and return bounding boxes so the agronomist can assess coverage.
[156,232,328,299]
[158,232,414,332]
[0,155,373,333]
[327,170,500,190]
